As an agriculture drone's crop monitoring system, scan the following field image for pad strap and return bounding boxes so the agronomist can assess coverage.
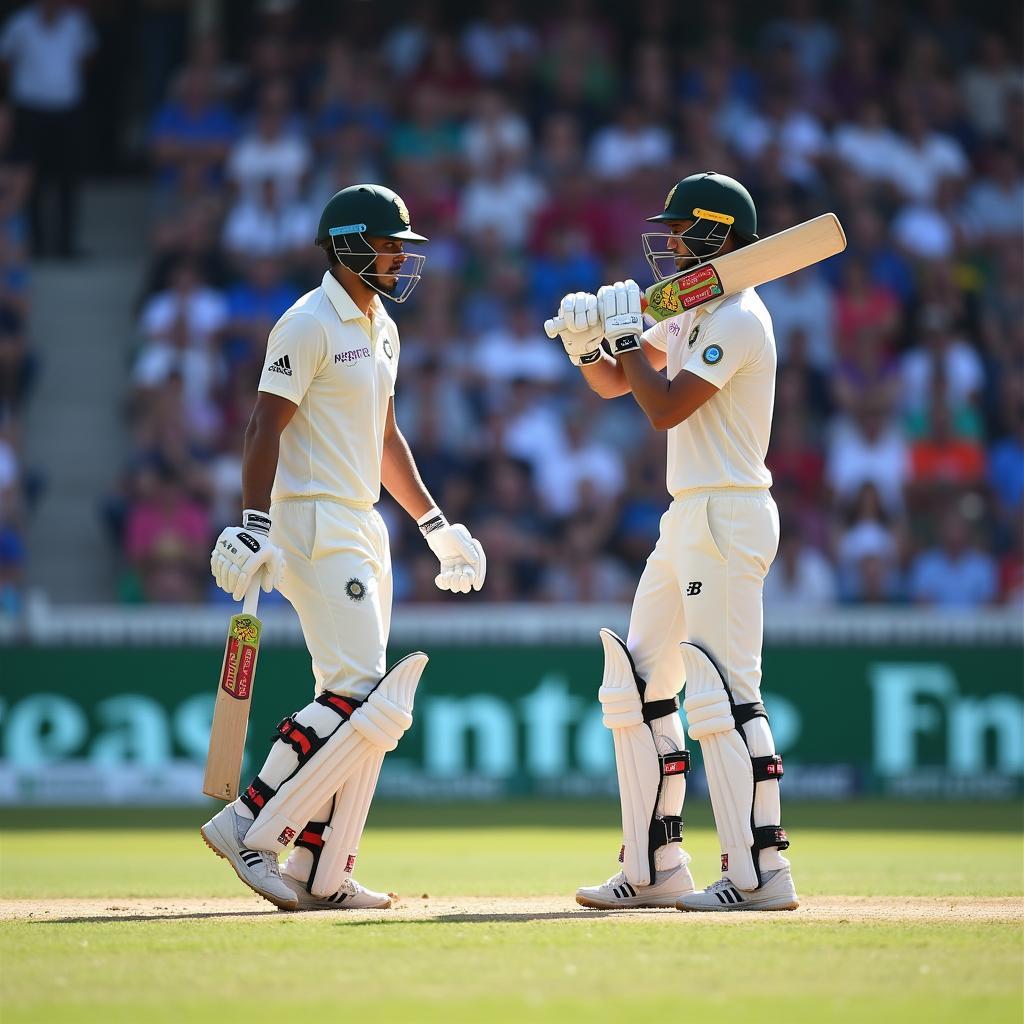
[294,818,330,894]
[239,775,276,817]
[649,815,683,848]
[734,702,768,726]
[643,697,680,723]
[275,717,326,761]
[316,692,363,721]
[752,754,784,781]
[661,750,690,777]
[754,825,790,852]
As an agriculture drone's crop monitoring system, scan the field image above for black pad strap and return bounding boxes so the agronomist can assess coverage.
[733,702,768,726]
[752,754,784,782]
[753,825,790,852]
[643,697,680,723]
[239,775,276,818]
[274,717,326,763]
[294,817,330,895]
[661,750,690,777]
[649,815,683,850]
[315,692,363,721]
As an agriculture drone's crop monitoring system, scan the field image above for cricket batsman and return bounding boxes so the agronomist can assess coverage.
[552,172,797,911]
[200,184,486,910]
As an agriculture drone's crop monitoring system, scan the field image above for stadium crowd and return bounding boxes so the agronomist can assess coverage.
[16,0,1024,609]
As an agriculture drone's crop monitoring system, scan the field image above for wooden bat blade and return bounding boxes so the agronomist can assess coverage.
[202,608,262,800]
[642,213,847,322]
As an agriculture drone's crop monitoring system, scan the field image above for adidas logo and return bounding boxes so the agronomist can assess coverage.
[715,886,745,905]
[268,355,292,376]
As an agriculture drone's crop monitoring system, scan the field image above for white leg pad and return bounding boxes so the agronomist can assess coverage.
[599,629,688,887]
[244,653,426,851]
[681,643,759,890]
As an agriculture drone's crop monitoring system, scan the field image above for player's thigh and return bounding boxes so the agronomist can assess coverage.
[276,502,389,699]
[626,520,686,701]
[677,492,779,704]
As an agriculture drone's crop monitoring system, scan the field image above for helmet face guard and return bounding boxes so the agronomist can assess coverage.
[642,217,731,281]
[328,224,426,303]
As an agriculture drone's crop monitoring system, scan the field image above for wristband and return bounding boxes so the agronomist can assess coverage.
[609,335,642,357]
[242,509,272,536]
[417,507,449,537]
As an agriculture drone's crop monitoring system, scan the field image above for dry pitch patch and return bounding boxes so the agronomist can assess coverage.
[3,895,1021,924]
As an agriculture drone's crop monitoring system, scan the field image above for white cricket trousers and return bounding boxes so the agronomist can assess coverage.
[271,498,393,700]
[626,488,780,704]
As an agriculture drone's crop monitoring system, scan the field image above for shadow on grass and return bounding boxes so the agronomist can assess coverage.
[28,910,282,924]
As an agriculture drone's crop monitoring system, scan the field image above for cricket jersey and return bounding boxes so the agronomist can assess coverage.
[258,271,399,507]
[643,289,776,494]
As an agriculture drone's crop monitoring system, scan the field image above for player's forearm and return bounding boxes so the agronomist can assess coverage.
[619,355,719,431]
[241,415,282,513]
[381,428,435,520]
[579,351,631,399]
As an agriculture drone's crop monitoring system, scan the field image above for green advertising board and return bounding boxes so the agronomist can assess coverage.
[1,640,1021,803]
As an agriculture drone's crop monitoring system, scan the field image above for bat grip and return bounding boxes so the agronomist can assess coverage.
[242,579,261,616]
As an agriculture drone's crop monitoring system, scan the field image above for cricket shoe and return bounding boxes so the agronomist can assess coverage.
[576,863,695,909]
[675,866,799,912]
[281,871,393,911]
[199,805,298,911]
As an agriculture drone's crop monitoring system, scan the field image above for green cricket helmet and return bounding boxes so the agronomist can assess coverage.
[643,172,758,281]
[315,183,428,303]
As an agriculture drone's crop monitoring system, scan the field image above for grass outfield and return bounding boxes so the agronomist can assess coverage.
[1,801,1021,1024]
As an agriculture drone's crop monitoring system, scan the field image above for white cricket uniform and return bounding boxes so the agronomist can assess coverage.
[628,289,780,706]
[258,271,399,700]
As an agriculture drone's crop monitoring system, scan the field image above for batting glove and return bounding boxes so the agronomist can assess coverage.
[598,280,643,357]
[546,291,604,366]
[419,509,487,594]
[210,509,286,601]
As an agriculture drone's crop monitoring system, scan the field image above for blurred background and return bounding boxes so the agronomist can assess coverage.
[0,0,1020,807]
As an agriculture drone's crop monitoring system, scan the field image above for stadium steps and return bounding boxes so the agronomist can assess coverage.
[25,182,149,602]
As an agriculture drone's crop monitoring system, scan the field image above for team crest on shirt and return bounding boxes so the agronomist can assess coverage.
[688,325,700,348]
[702,344,723,365]
[345,578,367,602]
[382,336,394,360]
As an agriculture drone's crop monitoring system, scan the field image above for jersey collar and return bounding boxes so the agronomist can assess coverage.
[322,270,365,322]
[693,291,739,320]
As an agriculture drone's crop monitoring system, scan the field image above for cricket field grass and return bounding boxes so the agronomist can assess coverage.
[1,800,1021,1024]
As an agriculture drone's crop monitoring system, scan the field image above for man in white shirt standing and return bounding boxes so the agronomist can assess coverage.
[201,184,487,911]
[0,0,96,257]
[551,172,798,912]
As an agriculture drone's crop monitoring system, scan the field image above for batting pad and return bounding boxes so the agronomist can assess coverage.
[599,629,671,887]
[244,652,426,852]
[311,754,385,897]
[681,643,760,890]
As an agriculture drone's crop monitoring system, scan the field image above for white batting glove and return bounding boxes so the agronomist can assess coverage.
[418,509,486,594]
[598,280,643,357]
[210,509,286,601]
[545,292,604,366]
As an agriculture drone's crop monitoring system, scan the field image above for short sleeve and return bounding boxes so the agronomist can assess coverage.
[258,311,326,406]
[641,317,672,353]
[681,304,765,390]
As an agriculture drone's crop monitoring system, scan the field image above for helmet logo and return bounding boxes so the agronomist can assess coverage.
[329,223,368,236]
[395,196,411,226]
[693,207,734,225]
[664,183,678,210]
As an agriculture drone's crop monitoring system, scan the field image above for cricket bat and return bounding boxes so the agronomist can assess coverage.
[545,212,846,334]
[202,581,263,801]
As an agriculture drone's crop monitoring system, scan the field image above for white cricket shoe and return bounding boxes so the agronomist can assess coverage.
[675,866,799,912]
[200,805,298,911]
[576,863,695,909]
[281,871,393,911]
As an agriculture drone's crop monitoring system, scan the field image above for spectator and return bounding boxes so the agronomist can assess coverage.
[225,79,310,204]
[457,153,546,247]
[150,66,238,194]
[759,267,835,369]
[908,511,997,608]
[221,257,299,369]
[0,0,96,257]
[461,1,536,81]
[586,104,672,181]
[826,397,909,514]
[221,175,315,263]
[763,533,838,608]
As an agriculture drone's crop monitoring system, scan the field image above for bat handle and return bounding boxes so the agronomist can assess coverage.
[242,579,261,616]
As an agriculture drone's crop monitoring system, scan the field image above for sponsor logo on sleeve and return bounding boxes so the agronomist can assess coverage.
[702,344,723,365]
[268,355,292,376]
